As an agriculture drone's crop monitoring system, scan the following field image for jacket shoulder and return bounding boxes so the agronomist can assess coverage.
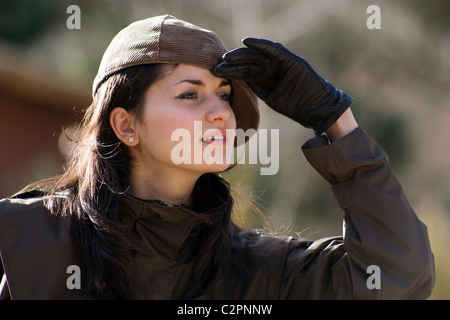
[0,190,50,216]
[0,191,70,233]
[0,192,79,299]
[0,191,74,253]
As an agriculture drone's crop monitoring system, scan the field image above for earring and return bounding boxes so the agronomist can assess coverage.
[128,137,135,143]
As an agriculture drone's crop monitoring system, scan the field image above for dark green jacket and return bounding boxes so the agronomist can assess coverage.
[0,128,435,299]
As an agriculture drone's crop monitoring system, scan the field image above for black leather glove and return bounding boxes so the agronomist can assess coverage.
[213,38,354,135]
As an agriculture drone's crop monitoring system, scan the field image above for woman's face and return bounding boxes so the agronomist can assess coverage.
[133,64,236,176]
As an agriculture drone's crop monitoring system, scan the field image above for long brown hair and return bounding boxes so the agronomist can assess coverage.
[18,64,273,299]
[19,65,166,298]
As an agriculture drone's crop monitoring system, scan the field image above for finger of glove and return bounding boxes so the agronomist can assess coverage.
[213,62,262,82]
[223,47,268,66]
[212,63,271,99]
[242,37,288,59]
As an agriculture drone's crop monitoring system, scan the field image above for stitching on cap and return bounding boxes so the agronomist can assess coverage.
[157,14,170,61]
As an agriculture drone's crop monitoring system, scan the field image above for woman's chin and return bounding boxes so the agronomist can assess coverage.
[190,160,232,174]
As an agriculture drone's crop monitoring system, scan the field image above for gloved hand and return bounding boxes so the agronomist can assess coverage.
[213,38,354,135]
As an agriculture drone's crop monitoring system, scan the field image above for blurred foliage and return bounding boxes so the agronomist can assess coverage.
[0,0,58,44]
[1,0,449,299]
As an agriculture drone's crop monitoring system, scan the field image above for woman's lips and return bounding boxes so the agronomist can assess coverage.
[202,129,227,144]
[202,137,227,145]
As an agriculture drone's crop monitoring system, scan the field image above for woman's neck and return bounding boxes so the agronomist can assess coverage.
[128,165,201,207]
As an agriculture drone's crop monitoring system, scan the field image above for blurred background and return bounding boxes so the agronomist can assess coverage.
[0,0,448,299]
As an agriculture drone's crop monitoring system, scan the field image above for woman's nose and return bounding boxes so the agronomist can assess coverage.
[205,95,233,123]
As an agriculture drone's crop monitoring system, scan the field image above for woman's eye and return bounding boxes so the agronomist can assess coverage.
[175,91,232,103]
[176,91,198,100]
[220,93,233,104]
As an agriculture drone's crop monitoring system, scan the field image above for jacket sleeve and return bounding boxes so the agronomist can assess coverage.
[279,127,435,299]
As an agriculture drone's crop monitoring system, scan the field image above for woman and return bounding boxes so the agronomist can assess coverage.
[0,14,434,299]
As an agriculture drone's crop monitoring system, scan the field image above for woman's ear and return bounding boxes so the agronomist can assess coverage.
[109,107,139,146]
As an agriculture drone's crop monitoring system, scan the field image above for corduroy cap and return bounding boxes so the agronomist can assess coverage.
[93,14,259,135]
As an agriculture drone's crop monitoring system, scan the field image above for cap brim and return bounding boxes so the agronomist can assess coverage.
[230,80,259,146]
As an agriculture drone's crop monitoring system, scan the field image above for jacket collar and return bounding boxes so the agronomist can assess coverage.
[118,174,232,257]
[119,192,228,228]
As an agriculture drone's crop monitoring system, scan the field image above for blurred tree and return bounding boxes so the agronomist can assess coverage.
[0,0,59,45]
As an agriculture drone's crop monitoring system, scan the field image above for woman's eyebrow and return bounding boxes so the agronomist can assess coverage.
[172,79,231,88]
[173,79,204,87]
